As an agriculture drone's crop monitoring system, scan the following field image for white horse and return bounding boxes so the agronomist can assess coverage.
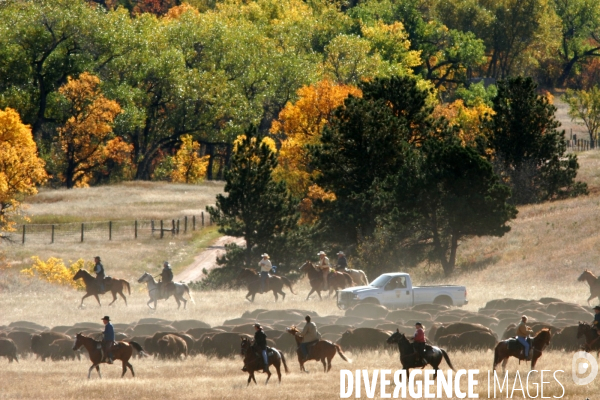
[137,272,194,310]
[337,268,368,286]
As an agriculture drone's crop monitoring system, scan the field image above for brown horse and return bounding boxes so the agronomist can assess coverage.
[237,268,296,302]
[578,269,600,305]
[73,333,147,378]
[577,321,600,356]
[286,326,351,372]
[493,328,552,372]
[240,336,288,385]
[299,261,352,300]
[73,269,131,307]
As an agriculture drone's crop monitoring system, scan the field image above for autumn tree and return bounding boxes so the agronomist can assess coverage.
[55,73,122,188]
[563,87,600,142]
[170,135,210,184]
[0,108,47,238]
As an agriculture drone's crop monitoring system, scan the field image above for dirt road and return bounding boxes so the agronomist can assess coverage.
[174,236,245,283]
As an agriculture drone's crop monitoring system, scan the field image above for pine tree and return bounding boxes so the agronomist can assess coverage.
[206,126,299,269]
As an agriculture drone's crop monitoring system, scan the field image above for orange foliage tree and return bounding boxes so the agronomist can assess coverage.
[271,80,361,223]
[170,134,210,183]
[0,108,47,237]
[433,100,494,149]
[56,73,122,188]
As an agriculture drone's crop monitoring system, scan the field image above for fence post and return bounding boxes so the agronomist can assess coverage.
[22,225,25,244]
[81,223,84,242]
[134,220,138,239]
[171,219,175,235]
[202,212,205,227]
[184,216,187,233]
[160,220,164,239]
[109,221,112,241]
[176,219,180,234]
[192,215,196,231]
[51,224,54,244]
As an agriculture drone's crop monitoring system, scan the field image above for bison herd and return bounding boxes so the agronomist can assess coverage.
[0,297,592,365]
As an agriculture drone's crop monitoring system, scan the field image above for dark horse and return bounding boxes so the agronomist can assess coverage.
[286,326,351,372]
[578,270,600,305]
[240,336,288,385]
[237,268,295,302]
[73,269,131,307]
[387,330,455,378]
[299,261,352,300]
[493,328,552,372]
[73,333,147,378]
[577,321,600,356]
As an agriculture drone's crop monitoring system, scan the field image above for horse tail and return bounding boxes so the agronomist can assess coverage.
[344,274,353,288]
[440,348,455,371]
[129,341,149,357]
[124,280,131,295]
[281,276,296,295]
[280,350,289,373]
[185,284,195,303]
[335,344,352,363]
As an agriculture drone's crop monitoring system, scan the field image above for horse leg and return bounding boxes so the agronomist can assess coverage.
[118,291,127,306]
[128,362,135,377]
[88,364,95,379]
[280,290,286,301]
[321,358,327,372]
[108,291,118,306]
[264,370,272,385]
[175,296,181,310]
[306,288,315,301]
[502,358,508,373]
[94,294,101,306]
[121,361,127,377]
[587,294,596,305]
[317,290,322,301]
[181,296,187,310]
[247,372,253,386]
[146,298,154,309]
[273,290,278,302]
[80,293,93,308]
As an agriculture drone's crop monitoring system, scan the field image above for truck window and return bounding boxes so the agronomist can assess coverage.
[370,275,391,288]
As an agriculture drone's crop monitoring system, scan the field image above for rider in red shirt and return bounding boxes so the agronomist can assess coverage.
[413,322,426,364]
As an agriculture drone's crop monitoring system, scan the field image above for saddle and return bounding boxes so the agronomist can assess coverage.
[507,337,532,354]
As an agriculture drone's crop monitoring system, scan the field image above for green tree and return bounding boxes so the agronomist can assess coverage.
[487,77,588,203]
[386,140,517,276]
[551,0,600,86]
[563,87,600,142]
[206,127,299,268]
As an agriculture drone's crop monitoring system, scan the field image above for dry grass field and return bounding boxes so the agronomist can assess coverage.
[3,151,600,399]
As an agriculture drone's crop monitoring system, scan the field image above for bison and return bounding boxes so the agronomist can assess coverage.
[157,334,188,360]
[436,330,496,351]
[0,338,19,362]
[31,331,70,361]
[337,328,392,352]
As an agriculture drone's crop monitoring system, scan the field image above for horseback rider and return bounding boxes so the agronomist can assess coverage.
[258,254,272,294]
[101,316,114,364]
[296,315,321,361]
[517,315,534,361]
[335,251,348,272]
[317,251,331,290]
[412,322,426,365]
[253,323,269,373]
[93,256,105,293]
[159,261,174,298]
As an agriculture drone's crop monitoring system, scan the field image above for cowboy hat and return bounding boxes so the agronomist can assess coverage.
[261,254,270,258]
[317,251,326,256]
[337,251,345,256]
[254,323,261,328]
[101,316,110,321]
[594,306,600,311]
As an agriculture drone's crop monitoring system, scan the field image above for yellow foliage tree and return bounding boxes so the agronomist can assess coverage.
[271,80,361,223]
[56,72,122,188]
[170,134,210,183]
[21,257,92,289]
[0,108,47,237]
[433,100,494,149]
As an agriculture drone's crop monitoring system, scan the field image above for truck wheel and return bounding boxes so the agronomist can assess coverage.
[433,296,453,306]
[361,297,380,305]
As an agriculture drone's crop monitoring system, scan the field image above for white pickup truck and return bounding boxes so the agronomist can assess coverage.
[336,272,468,309]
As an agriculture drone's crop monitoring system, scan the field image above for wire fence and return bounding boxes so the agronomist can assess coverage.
[5,213,212,245]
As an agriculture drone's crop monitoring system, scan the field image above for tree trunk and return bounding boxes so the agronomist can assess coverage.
[557,57,579,87]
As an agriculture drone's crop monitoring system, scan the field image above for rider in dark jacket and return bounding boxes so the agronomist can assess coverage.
[335,251,348,271]
[94,256,105,293]
[101,316,115,364]
[254,323,269,372]
[159,261,174,298]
